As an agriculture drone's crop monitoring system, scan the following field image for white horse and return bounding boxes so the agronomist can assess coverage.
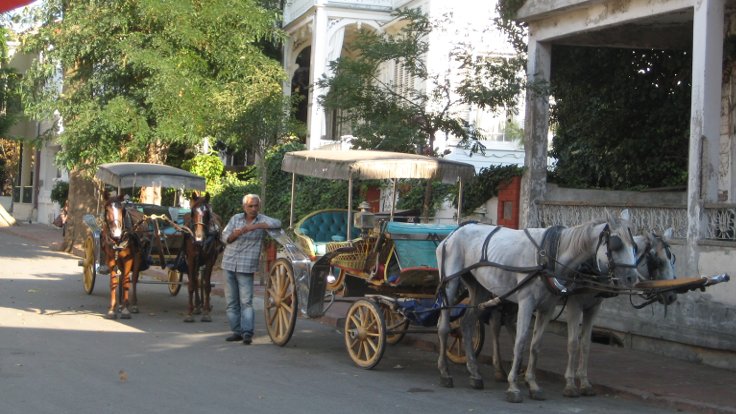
[436,210,641,403]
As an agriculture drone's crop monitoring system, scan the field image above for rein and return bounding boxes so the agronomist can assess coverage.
[438,223,640,311]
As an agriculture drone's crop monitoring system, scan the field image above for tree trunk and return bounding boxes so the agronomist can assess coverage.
[139,140,169,204]
[62,168,98,253]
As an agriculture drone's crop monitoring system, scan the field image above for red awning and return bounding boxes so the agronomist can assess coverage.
[0,0,36,14]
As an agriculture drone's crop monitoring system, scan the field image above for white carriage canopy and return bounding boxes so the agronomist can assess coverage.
[282,150,476,184]
[95,162,206,191]
[281,150,477,232]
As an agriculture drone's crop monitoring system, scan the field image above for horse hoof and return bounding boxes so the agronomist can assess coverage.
[183,316,195,323]
[506,390,523,403]
[580,386,596,397]
[529,389,546,401]
[201,314,212,322]
[104,311,117,320]
[193,308,202,315]
[439,376,454,388]
[130,306,139,314]
[469,378,484,390]
[120,311,131,320]
[563,386,580,398]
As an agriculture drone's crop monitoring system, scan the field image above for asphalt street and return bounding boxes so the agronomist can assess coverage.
[0,227,726,414]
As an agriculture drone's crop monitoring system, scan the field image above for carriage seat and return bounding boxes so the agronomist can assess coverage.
[131,203,187,235]
[294,209,360,257]
[384,222,457,271]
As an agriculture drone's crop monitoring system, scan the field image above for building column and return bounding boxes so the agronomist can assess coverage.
[686,0,724,275]
[519,37,551,229]
[307,4,329,149]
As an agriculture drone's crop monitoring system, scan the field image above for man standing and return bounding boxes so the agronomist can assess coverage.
[220,194,281,345]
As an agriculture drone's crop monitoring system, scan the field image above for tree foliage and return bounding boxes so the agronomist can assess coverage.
[19,0,286,174]
[549,46,691,190]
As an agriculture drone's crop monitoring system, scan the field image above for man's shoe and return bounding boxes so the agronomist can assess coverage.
[242,336,252,345]
[225,334,243,342]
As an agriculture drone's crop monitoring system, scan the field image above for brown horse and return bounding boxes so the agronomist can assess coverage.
[182,193,223,322]
[101,192,146,319]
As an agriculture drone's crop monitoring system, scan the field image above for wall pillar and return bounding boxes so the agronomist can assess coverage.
[686,0,724,275]
[307,4,329,149]
[519,37,551,228]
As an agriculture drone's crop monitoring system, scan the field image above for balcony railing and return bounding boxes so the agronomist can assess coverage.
[538,201,736,242]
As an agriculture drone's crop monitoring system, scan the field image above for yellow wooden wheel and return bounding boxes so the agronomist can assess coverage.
[82,235,96,294]
[380,303,409,345]
[344,299,386,369]
[264,258,298,346]
[167,268,182,296]
[446,313,485,364]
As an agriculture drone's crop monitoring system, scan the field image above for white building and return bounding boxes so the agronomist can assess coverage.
[1,40,65,226]
[281,0,525,165]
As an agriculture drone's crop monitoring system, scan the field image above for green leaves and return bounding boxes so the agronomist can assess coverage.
[549,46,690,190]
[19,0,286,172]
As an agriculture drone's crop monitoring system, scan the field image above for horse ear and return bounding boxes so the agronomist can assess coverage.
[204,192,210,203]
[103,190,110,202]
[190,191,199,202]
[663,227,674,241]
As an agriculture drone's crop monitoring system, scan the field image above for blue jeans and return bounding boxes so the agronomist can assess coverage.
[224,270,254,338]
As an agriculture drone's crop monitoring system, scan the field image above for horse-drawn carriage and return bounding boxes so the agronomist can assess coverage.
[263,149,482,368]
[79,162,222,320]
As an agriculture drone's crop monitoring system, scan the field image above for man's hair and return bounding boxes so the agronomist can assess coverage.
[242,194,261,205]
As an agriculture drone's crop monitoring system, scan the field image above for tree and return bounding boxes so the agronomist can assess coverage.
[549,46,691,190]
[317,7,526,218]
[18,0,287,249]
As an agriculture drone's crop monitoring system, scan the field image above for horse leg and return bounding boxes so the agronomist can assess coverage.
[105,256,118,319]
[118,258,132,320]
[129,248,141,314]
[577,302,602,396]
[489,309,507,382]
[525,305,555,401]
[183,254,196,322]
[437,278,459,388]
[200,263,213,322]
[463,282,485,389]
[563,299,584,397]
[506,301,533,403]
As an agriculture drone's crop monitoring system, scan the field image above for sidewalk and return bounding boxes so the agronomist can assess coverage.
[3,222,735,414]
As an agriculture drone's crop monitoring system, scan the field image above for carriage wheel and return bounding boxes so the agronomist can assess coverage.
[167,268,183,296]
[82,235,96,294]
[344,299,386,369]
[264,258,298,346]
[446,315,485,365]
[380,303,409,345]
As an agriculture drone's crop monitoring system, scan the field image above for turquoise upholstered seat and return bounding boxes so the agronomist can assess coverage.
[385,222,457,269]
[295,209,360,256]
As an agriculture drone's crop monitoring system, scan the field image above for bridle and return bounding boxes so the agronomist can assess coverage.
[593,224,639,285]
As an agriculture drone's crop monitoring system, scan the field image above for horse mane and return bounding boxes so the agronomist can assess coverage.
[557,218,606,258]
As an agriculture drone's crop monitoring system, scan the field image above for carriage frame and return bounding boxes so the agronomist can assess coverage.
[264,149,481,368]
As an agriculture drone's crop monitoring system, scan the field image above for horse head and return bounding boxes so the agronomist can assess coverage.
[593,209,640,290]
[188,192,211,245]
[635,228,677,305]
[103,191,127,244]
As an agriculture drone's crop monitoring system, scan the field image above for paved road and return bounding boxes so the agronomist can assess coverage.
[0,229,683,414]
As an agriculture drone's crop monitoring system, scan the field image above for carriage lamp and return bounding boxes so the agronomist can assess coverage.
[354,201,375,237]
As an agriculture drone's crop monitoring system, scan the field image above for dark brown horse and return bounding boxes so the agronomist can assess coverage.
[101,192,146,319]
[182,193,223,322]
